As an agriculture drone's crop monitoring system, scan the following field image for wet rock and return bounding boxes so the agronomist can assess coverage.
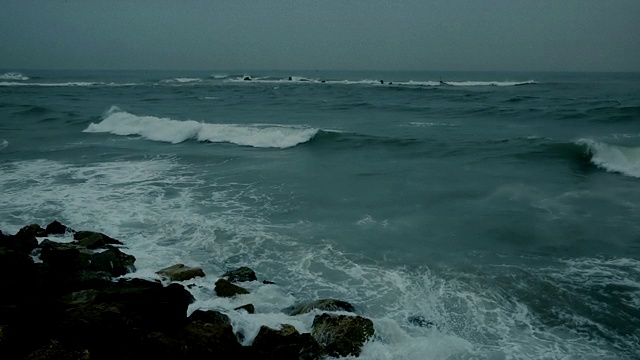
[223,266,257,282]
[39,240,92,272]
[262,280,276,285]
[311,313,374,357]
[181,320,242,358]
[90,246,136,277]
[157,264,205,282]
[188,309,230,325]
[251,324,325,360]
[407,315,434,328]
[215,279,249,297]
[45,220,74,236]
[73,231,123,248]
[234,303,255,314]
[285,299,356,315]
[0,225,40,254]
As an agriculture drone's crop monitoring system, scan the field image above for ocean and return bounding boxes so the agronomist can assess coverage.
[1,69,639,359]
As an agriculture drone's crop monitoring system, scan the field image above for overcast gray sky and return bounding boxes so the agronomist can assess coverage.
[1,0,639,72]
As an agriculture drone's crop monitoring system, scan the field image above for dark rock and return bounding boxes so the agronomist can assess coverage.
[234,303,255,314]
[90,246,136,276]
[180,320,242,358]
[215,279,249,297]
[407,315,434,328]
[243,76,251,81]
[0,225,40,254]
[17,224,48,238]
[74,231,123,248]
[251,324,325,360]
[311,313,374,357]
[39,240,92,273]
[157,264,205,282]
[285,299,356,315]
[188,309,230,326]
[263,280,276,285]
[24,339,90,360]
[45,220,73,236]
[223,266,257,282]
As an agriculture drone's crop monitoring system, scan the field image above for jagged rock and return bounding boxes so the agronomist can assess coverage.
[90,246,136,276]
[188,309,230,325]
[285,299,356,315]
[234,303,255,314]
[45,220,73,236]
[157,264,205,282]
[263,280,276,285]
[0,225,40,254]
[73,231,123,248]
[223,266,257,282]
[180,320,242,358]
[17,224,48,238]
[215,279,249,297]
[251,324,325,360]
[312,313,374,357]
[39,240,92,272]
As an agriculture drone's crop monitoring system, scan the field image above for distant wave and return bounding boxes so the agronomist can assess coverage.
[0,139,8,150]
[576,139,640,178]
[84,106,320,148]
[222,76,537,87]
[0,81,140,87]
[161,77,202,83]
[0,72,29,81]
[443,80,537,87]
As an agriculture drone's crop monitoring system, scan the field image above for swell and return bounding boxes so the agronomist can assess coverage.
[523,138,640,178]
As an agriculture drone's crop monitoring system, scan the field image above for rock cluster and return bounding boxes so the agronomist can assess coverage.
[0,222,375,359]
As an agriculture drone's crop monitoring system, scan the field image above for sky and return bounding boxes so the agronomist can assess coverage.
[1,0,639,72]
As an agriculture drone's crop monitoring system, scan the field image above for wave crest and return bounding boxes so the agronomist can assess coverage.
[577,138,640,178]
[84,106,319,148]
[0,72,29,81]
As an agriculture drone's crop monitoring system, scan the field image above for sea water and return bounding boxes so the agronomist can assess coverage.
[1,69,639,359]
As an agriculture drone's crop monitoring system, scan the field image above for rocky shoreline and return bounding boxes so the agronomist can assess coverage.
[0,221,375,359]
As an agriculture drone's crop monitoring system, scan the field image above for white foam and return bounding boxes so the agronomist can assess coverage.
[0,72,29,80]
[445,80,536,86]
[84,106,319,148]
[0,157,631,359]
[0,81,97,87]
[162,77,202,83]
[577,138,640,178]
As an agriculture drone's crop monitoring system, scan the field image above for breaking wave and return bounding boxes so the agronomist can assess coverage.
[0,72,29,80]
[161,77,202,83]
[84,106,320,148]
[576,138,640,178]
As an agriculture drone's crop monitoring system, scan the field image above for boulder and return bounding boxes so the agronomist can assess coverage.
[311,313,374,357]
[0,226,40,254]
[157,264,205,282]
[234,303,255,314]
[285,299,356,315]
[90,246,136,277]
[39,240,92,273]
[73,231,123,248]
[223,266,257,282]
[215,279,249,297]
[251,324,325,360]
[180,320,242,358]
[188,309,230,326]
[45,221,73,236]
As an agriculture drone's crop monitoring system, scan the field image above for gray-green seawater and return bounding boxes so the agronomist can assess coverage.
[1,70,639,359]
